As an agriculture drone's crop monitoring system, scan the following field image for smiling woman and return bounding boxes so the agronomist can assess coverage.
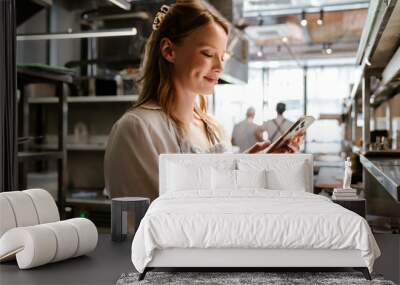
[104,1,232,200]
[104,0,300,200]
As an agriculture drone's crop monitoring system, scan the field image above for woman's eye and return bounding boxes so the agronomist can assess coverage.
[202,52,213,58]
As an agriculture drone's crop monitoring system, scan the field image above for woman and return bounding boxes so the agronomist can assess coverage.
[104,1,302,201]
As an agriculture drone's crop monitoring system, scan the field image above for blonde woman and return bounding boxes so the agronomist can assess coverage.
[104,1,302,200]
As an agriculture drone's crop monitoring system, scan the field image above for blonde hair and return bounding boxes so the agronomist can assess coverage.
[132,0,229,142]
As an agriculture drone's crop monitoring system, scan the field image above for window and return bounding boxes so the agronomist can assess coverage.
[306,66,357,153]
[213,68,264,137]
[213,64,358,154]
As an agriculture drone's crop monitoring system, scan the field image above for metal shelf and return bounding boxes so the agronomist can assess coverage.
[17,151,63,161]
[17,28,137,41]
[345,0,400,152]
[66,197,110,205]
[382,45,400,86]
[28,95,139,104]
[66,192,110,205]
[370,90,400,108]
[360,155,400,202]
[34,143,106,151]
[349,0,400,108]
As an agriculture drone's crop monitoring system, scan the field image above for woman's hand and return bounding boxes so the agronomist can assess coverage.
[245,141,271,154]
[272,132,304,153]
[245,132,305,154]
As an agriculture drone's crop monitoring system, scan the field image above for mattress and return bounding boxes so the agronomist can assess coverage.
[131,190,380,273]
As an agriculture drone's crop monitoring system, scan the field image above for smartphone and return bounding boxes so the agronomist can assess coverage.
[262,116,315,153]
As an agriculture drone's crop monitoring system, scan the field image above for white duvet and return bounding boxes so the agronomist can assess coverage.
[131,190,380,273]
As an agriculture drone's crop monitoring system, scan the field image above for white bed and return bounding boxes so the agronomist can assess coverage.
[131,154,380,280]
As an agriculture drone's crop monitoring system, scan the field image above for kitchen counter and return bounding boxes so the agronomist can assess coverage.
[360,155,400,202]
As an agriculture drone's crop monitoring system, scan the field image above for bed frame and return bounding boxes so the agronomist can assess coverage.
[138,154,371,281]
[140,248,370,280]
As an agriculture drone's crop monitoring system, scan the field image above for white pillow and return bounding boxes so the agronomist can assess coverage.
[236,169,267,189]
[266,161,306,191]
[212,168,236,190]
[237,158,309,192]
[167,162,212,191]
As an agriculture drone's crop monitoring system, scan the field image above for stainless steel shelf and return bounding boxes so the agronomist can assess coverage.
[360,155,400,202]
[28,95,139,104]
[382,45,400,85]
[348,1,400,107]
[66,194,111,205]
[34,143,106,151]
[17,151,63,161]
[66,197,111,205]
[17,28,137,41]
[65,188,110,206]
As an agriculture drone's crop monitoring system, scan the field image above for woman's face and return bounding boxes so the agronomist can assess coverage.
[163,22,228,96]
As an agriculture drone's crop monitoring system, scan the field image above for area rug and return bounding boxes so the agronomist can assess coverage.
[116,271,395,285]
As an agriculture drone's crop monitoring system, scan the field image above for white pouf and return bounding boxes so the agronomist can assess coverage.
[0,219,98,269]
[0,189,98,269]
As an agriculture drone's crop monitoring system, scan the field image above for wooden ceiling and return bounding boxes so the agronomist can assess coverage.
[246,8,368,60]
[278,9,367,45]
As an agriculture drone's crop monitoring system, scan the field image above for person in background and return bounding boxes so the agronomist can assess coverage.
[231,107,260,153]
[104,2,303,201]
[257,102,293,142]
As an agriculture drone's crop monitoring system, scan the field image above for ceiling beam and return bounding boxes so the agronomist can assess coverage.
[244,1,369,18]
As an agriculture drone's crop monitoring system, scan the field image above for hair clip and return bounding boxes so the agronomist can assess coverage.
[152,5,170,31]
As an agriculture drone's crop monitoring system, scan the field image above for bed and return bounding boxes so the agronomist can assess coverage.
[131,154,380,280]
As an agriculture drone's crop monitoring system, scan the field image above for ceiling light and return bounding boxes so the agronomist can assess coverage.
[300,11,308,27]
[281,36,288,43]
[317,9,324,26]
[108,0,131,10]
[322,43,333,55]
[310,0,321,7]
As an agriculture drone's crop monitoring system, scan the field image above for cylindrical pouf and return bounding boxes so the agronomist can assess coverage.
[1,191,39,227]
[0,218,97,269]
[0,195,17,237]
[111,197,150,242]
[65,218,98,257]
[23,189,60,223]
[42,221,79,262]
[0,226,57,269]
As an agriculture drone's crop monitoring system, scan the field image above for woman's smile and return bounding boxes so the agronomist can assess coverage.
[204,75,218,84]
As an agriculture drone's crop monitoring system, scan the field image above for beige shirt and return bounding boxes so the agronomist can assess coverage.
[231,119,259,153]
[262,115,293,142]
[104,101,226,201]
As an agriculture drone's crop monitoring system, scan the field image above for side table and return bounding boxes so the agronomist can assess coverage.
[332,198,366,218]
[111,197,150,242]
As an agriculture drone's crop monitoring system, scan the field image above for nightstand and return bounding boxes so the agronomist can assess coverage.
[111,197,150,242]
[332,198,366,218]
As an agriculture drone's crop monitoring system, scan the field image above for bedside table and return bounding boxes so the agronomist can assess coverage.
[332,198,366,218]
[111,197,150,242]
